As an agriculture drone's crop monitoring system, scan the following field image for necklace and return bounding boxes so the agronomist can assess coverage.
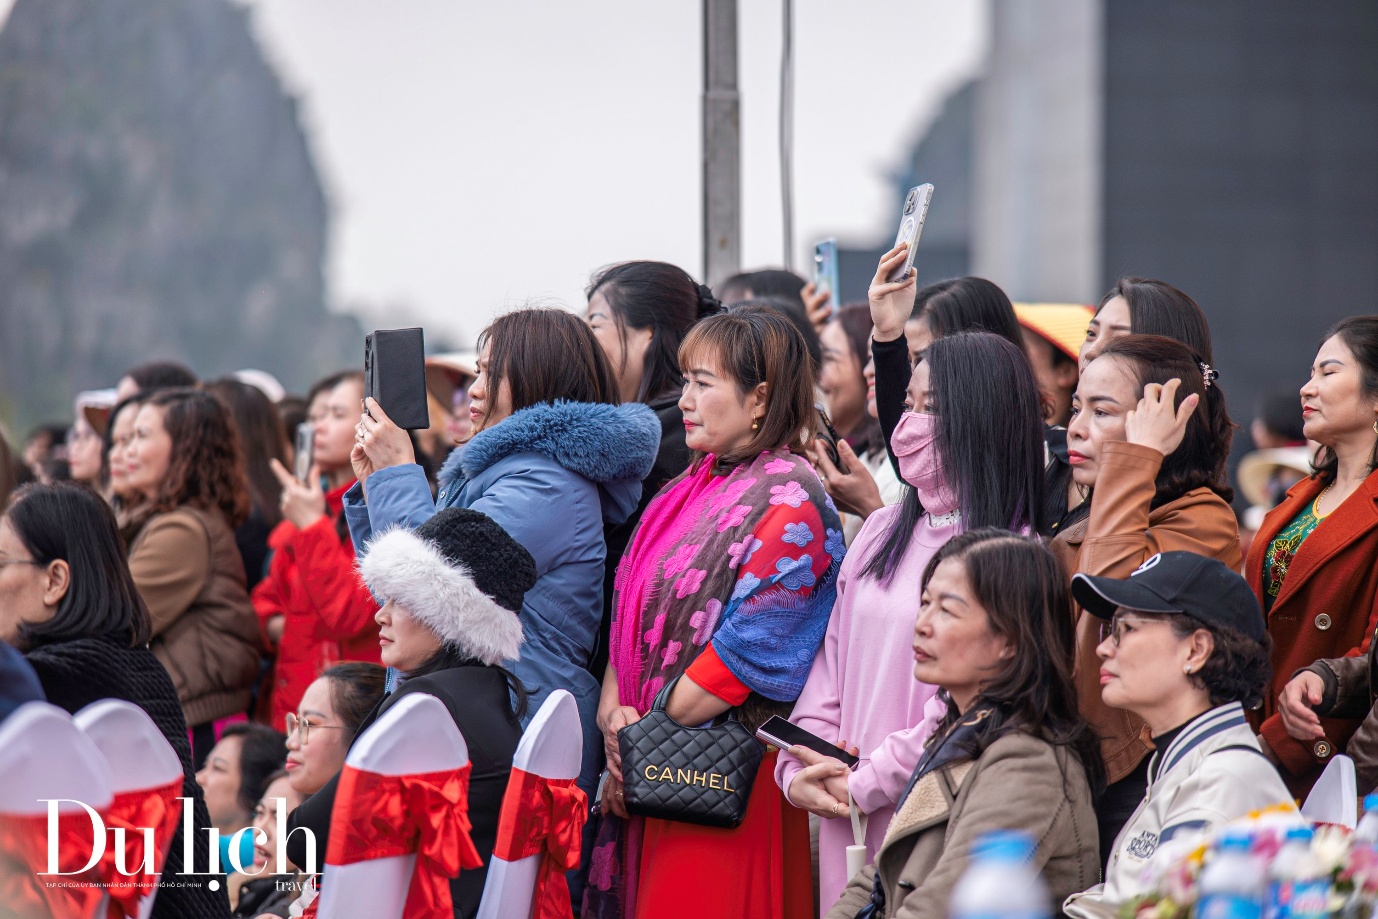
[1313,481,1335,518]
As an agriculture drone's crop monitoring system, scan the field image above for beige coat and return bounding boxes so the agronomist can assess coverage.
[129,505,261,726]
[826,728,1100,919]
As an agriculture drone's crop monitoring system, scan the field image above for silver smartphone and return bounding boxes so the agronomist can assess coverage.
[294,422,315,484]
[886,184,934,283]
[814,238,840,318]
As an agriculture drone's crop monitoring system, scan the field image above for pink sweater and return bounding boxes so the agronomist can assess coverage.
[775,504,956,913]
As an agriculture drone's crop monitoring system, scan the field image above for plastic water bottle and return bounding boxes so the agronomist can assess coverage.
[1354,793,1378,844]
[1198,830,1264,919]
[949,830,1050,919]
[1266,826,1328,919]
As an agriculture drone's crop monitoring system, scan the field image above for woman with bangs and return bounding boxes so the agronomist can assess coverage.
[585,305,844,919]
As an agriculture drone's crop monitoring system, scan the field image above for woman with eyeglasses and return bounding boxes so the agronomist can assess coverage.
[1063,552,1291,919]
[283,662,386,797]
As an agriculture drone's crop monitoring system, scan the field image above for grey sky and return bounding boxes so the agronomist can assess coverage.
[185,3,989,345]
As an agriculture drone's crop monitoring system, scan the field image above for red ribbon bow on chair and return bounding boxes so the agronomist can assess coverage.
[327,764,483,919]
[0,808,110,919]
[102,778,183,918]
[492,768,589,919]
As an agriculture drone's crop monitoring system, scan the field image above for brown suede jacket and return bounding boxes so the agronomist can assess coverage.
[1306,651,1378,795]
[1049,441,1243,783]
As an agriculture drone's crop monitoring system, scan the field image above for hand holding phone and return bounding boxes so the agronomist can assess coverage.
[294,422,315,485]
[814,404,849,474]
[813,239,840,318]
[756,716,860,769]
[886,184,933,283]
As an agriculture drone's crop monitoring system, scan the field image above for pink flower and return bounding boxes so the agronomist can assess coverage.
[716,503,753,531]
[769,480,808,508]
[662,640,683,668]
[675,568,707,598]
[690,599,723,645]
[589,842,618,890]
[764,457,796,475]
[727,536,763,569]
[644,676,664,701]
[662,543,700,579]
[643,612,667,647]
[706,476,758,515]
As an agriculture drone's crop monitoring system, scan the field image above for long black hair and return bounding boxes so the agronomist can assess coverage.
[913,277,1024,351]
[1312,316,1378,484]
[586,261,721,404]
[5,482,152,650]
[862,332,1046,582]
[921,529,1104,794]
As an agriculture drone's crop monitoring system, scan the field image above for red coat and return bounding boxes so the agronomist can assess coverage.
[1248,467,1378,798]
[252,480,380,732]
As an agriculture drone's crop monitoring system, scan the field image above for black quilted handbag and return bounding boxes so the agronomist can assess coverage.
[618,676,764,829]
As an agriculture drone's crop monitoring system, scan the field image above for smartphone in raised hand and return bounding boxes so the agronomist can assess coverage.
[814,239,840,318]
[886,184,934,284]
[294,422,315,484]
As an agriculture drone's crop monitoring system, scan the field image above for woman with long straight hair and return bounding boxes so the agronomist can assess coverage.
[1057,333,1239,857]
[347,307,661,797]
[826,530,1101,919]
[776,328,1046,912]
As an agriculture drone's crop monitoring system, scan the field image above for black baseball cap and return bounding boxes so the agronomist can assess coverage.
[1071,551,1266,641]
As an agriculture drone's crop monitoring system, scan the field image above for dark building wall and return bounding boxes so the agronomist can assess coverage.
[1102,0,1378,422]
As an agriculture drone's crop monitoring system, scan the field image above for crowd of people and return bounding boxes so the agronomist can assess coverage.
[2,242,1378,919]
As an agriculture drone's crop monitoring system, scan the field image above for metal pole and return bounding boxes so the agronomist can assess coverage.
[702,0,740,289]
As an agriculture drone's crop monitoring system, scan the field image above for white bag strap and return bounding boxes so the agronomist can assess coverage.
[846,787,869,879]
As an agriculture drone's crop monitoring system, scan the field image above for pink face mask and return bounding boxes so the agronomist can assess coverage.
[890,411,960,517]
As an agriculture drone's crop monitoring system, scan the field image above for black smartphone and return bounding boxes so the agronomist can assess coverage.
[815,404,849,474]
[886,184,934,283]
[756,716,860,769]
[364,327,430,430]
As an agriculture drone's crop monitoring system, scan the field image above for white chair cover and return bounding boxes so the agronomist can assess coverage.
[317,692,471,919]
[0,701,115,919]
[75,699,184,919]
[1302,752,1358,828]
[475,689,583,919]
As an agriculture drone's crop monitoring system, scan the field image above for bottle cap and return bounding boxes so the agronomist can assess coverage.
[1365,793,1378,812]
[1283,825,1314,842]
[1217,829,1253,852]
[970,829,1035,862]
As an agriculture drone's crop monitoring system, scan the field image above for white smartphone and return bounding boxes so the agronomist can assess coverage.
[886,184,934,283]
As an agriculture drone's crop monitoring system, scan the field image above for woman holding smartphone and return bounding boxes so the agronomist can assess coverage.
[776,322,1047,911]
[825,530,1101,919]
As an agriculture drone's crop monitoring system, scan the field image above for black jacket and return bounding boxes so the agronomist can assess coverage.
[25,633,232,919]
[286,661,522,919]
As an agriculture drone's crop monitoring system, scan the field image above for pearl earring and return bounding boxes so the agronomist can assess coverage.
[752,419,760,431]
[1184,666,1193,675]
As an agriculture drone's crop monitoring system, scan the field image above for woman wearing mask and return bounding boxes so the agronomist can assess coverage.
[826,531,1101,919]
[287,507,536,918]
[811,303,902,541]
[1064,553,1290,919]
[196,722,287,872]
[1253,317,1378,796]
[587,305,843,919]
[777,324,1047,912]
[123,387,262,765]
[4,482,231,918]
[283,662,387,797]
[348,308,661,797]
[1057,334,1239,857]
[585,261,719,676]
[254,371,381,731]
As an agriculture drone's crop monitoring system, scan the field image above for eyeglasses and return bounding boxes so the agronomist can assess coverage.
[1097,614,1170,647]
[285,713,343,744]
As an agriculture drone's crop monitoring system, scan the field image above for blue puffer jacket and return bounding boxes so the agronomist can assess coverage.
[343,400,660,793]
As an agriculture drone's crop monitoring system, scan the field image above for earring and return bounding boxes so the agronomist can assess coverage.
[1184,666,1194,675]
[1373,419,1377,434]
[752,419,760,431]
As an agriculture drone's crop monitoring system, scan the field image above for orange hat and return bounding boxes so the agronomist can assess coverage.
[424,352,478,407]
[1013,303,1095,361]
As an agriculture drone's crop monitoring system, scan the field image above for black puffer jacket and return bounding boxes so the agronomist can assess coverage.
[25,632,232,918]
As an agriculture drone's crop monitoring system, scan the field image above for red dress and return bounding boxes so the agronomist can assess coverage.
[252,480,381,730]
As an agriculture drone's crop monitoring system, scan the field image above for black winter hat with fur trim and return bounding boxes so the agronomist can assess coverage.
[359,508,537,665]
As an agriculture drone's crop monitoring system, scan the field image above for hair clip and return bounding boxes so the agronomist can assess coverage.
[1199,362,1219,389]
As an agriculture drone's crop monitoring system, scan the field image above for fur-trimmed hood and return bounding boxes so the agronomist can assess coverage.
[359,525,527,666]
[439,400,661,525]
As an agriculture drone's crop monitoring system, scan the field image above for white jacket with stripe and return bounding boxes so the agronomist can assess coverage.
[1064,703,1296,919]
